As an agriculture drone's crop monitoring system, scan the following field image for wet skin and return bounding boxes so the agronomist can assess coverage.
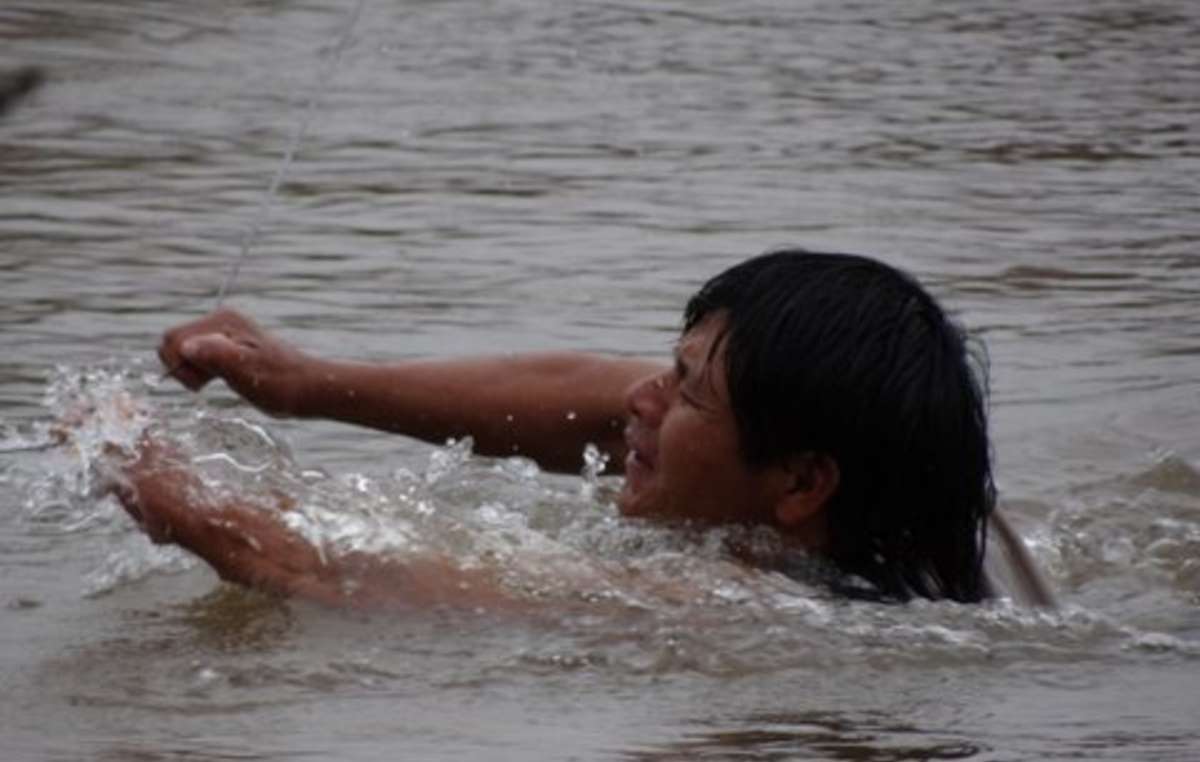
[620,315,779,525]
[105,308,838,608]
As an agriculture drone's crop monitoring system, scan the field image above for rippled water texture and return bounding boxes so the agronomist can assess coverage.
[2,1,1199,759]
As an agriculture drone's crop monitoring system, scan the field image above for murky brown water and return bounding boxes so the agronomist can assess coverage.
[3,1,1199,759]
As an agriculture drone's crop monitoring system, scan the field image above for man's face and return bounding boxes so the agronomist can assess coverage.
[618,314,777,525]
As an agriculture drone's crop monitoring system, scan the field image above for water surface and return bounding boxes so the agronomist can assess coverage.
[2,1,1199,759]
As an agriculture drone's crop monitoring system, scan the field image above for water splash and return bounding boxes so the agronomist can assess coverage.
[579,441,609,499]
[10,363,1199,676]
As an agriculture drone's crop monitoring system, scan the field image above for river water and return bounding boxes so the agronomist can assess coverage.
[2,1,1199,759]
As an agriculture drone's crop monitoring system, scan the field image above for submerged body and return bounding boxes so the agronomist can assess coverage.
[114,250,1051,607]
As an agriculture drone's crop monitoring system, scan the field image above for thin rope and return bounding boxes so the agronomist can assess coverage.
[215,0,368,307]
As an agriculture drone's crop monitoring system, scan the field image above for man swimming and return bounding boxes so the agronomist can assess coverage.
[114,249,1049,606]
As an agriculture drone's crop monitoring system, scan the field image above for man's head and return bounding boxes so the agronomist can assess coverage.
[621,249,994,603]
[620,310,839,539]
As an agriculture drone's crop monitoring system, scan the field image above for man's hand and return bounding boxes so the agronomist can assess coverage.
[108,437,514,609]
[160,308,313,417]
[108,438,209,546]
[110,437,376,606]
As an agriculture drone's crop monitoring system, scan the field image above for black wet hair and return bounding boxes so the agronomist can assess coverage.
[684,249,993,603]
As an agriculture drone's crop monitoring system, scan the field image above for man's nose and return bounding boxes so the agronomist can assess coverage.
[625,371,669,426]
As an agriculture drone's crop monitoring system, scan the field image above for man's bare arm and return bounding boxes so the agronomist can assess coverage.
[113,440,514,609]
[296,353,652,474]
[158,309,664,474]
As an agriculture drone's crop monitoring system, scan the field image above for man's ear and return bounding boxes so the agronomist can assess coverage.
[773,452,840,527]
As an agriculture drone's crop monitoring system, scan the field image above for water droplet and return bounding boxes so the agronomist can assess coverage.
[580,443,610,498]
[191,664,221,688]
[424,437,474,485]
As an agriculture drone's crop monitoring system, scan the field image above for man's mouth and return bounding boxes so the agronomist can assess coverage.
[623,426,656,477]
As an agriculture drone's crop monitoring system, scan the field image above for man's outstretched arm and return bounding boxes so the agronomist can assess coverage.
[158,309,663,474]
[113,440,513,609]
